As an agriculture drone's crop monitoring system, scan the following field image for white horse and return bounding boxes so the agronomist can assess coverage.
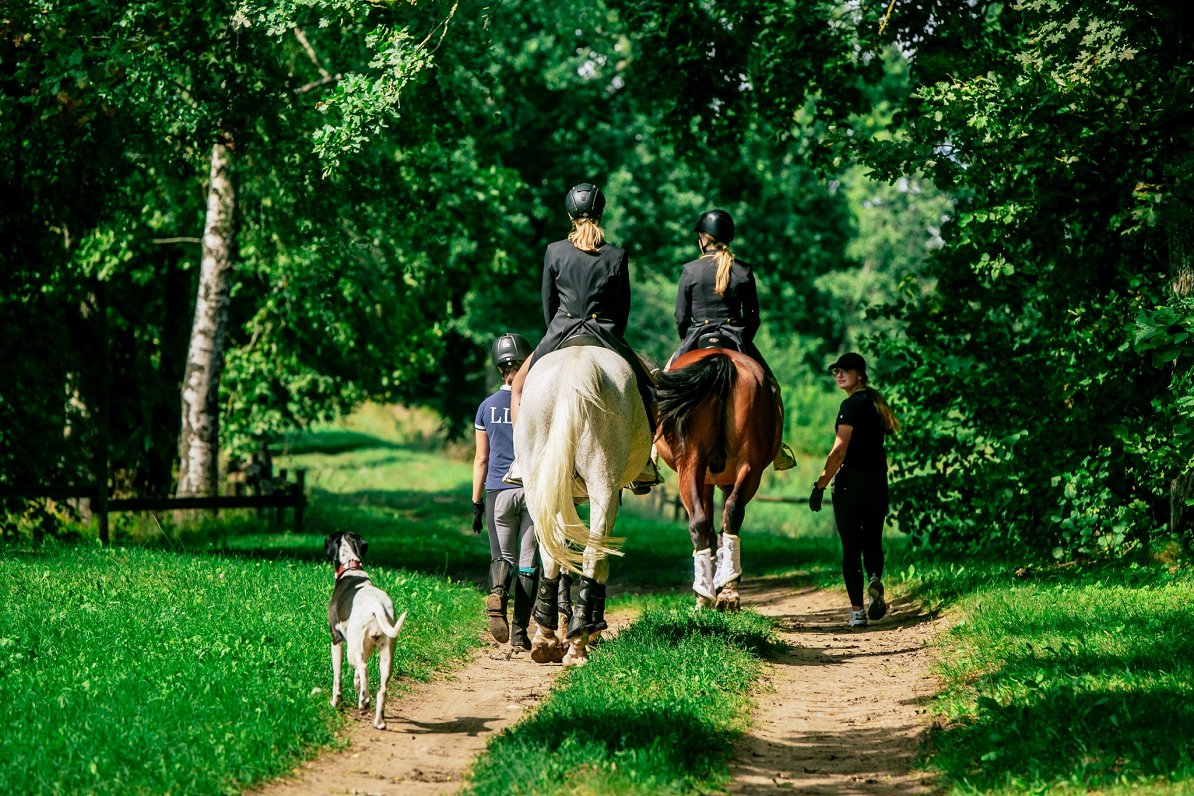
[515,345,652,667]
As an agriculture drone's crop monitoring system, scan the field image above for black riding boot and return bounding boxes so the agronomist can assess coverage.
[511,569,537,650]
[532,575,560,631]
[566,576,601,639]
[558,571,574,628]
[487,560,513,644]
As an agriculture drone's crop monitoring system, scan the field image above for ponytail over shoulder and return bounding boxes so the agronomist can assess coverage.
[860,378,902,434]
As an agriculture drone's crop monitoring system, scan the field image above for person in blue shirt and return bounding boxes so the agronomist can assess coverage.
[473,333,539,649]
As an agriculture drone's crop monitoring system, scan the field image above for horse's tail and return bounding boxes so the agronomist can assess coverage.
[527,355,621,572]
[656,353,736,462]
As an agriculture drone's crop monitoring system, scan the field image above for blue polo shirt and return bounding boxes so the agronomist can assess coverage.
[475,385,516,491]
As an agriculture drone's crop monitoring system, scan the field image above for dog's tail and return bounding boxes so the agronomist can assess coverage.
[374,609,407,639]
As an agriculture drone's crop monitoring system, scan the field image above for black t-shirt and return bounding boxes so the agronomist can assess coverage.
[835,390,887,477]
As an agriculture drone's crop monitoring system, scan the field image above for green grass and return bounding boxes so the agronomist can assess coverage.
[23,402,1194,794]
[0,544,478,795]
[906,555,1194,794]
[465,601,775,796]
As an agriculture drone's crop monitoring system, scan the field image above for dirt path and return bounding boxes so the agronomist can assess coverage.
[253,638,565,796]
[729,575,945,794]
[253,580,944,796]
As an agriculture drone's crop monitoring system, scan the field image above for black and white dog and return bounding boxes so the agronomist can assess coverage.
[325,532,407,730]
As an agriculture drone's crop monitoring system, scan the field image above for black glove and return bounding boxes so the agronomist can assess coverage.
[471,500,485,534]
[808,485,825,513]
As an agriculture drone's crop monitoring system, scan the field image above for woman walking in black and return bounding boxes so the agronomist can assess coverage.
[809,352,900,627]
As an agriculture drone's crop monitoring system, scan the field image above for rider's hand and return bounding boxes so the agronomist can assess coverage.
[808,485,824,513]
[471,500,485,534]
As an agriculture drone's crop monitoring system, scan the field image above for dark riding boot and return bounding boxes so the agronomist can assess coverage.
[511,569,537,650]
[558,571,574,628]
[532,575,560,631]
[566,576,601,639]
[591,581,608,632]
[487,560,513,644]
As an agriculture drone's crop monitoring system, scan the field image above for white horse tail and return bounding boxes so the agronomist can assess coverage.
[528,354,622,572]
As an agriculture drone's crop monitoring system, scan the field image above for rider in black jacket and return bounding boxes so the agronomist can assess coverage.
[671,209,796,471]
[507,183,661,491]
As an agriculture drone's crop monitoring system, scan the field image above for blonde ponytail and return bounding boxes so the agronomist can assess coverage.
[702,242,735,295]
[568,218,606,253]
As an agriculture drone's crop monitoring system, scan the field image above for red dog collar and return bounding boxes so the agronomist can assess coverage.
[335,560,363,579]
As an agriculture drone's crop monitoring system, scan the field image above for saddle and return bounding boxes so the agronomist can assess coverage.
[560,332,603,349]
[696,331,740,351]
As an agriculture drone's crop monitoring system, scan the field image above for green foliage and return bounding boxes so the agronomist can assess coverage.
[850,0,1194,557]
[465,603,774,796]
[0,544,480,795]
[918,556,1194,792]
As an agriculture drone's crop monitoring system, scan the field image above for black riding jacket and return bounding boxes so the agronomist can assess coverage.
[537,239,631,353]
[530,238,655,425]
[673,255,768,373]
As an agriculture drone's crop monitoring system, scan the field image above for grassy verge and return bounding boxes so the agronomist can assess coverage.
[465,601,775,796]
[0,544,478,795]
[904,553,1194,794]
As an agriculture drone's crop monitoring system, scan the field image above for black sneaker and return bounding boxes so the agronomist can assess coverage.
[867,575,887,621]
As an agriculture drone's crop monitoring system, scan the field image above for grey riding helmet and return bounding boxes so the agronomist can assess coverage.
[491,333,532,368]
[694,209,734,243]
[564,183,606,219]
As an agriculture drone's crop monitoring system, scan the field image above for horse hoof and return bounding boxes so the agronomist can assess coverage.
[715,592,741,613]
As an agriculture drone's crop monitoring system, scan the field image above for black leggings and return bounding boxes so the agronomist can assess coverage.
[831,469,888,607]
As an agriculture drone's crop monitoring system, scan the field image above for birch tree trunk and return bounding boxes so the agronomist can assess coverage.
[177,142,235,497]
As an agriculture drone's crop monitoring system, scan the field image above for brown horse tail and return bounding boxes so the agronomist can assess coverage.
[655,353,736,463]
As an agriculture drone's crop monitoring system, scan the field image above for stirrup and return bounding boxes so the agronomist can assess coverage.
[626,459,662,495]
[772,443,797,472]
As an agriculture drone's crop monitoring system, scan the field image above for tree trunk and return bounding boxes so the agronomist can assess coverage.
[177,142,235,497]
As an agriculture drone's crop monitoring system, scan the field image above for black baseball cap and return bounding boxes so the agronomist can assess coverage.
[828,352,867,373]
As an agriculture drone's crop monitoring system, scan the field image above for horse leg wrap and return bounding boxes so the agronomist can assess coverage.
[692,548,715,599]
[558,571,574,624]
[591,581,608,632]
[713,534,741,591]
[532,575,560,630]
[566,575,601,639]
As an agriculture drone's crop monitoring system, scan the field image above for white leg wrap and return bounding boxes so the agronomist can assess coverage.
[693,548,715,599]
[713,534,741,590]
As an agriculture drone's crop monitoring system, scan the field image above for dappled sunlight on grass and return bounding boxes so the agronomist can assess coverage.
[924,563,1194,793]
[465,607,773,796]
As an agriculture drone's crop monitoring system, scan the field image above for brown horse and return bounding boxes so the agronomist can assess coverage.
[654,348,783,610]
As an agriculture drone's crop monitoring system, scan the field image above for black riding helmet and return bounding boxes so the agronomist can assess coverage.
[491,333,532,368]
[564,183,606,220]
[694,209,734,243]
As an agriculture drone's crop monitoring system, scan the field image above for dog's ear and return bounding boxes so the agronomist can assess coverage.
[351,533,368,561]
[324,533,341,563]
